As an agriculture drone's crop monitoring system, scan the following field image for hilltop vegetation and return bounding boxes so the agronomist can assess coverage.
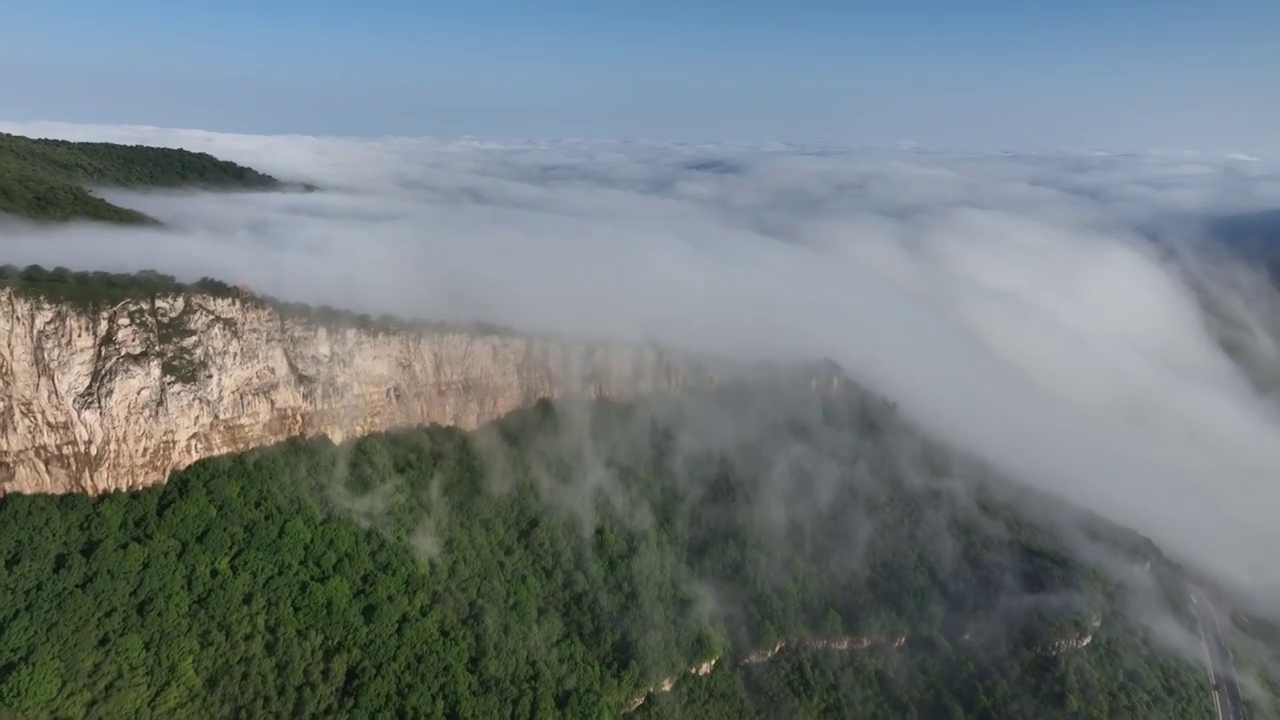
[0,263,517,337]
[0,131,286,223]
[0,384,1221,718]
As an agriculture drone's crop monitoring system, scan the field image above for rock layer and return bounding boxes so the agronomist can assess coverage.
[0,289,709,495]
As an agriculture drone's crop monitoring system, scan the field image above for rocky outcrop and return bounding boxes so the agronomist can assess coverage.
[623,634,910,714]
[624,659,720,713]
[621,623,1104,714]
[740,634,909,666]
[0,289,716,495]
[1041,614,1103,656]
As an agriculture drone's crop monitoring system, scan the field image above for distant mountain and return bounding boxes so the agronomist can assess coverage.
[0,131,300,224]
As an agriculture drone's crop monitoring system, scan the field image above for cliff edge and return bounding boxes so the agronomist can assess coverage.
[0,287,706,495]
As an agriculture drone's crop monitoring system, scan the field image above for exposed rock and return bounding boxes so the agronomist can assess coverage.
[0,289,715,495]
[622,624,1098,714]
[1041,613,1103,656]
[624,656,723,713]
[1043,632,1095,655]
[741,640,788,666]
[741,634,907,665]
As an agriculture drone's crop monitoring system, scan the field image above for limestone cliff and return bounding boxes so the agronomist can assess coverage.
[0,288,712,495]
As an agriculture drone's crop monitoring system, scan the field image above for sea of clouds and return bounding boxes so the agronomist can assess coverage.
[4,121,1280,613]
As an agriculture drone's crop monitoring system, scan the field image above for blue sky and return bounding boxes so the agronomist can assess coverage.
[1,0,1276,152]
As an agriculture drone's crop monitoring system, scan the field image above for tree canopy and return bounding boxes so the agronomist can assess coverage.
[0,385,1238,718]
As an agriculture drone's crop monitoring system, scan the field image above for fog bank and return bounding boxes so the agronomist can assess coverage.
[4,120,1280,610]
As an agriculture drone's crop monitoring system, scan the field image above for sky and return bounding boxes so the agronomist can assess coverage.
[1,1,1277,152]
[4,121,1280,616]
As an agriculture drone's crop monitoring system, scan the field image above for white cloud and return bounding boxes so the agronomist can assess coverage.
[5,121,1280,611]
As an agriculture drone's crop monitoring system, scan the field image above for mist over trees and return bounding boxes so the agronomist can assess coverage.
[0,381,1233,718]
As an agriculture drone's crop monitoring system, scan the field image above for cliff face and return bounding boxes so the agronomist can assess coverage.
[0,289,707,495]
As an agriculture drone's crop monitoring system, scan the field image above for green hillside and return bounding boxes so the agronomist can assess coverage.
[0,380,1247,718]
[0,131,284,224]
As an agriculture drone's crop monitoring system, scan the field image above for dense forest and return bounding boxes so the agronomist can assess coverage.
[0,372,1238,718]
[0,131,291,223]
[0,263,516,337]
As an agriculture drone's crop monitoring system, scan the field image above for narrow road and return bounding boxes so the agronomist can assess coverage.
[1190,590,1247,720]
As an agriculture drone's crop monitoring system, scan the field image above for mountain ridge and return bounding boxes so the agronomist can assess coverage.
[0,267,728,495]
[0,130,303,223]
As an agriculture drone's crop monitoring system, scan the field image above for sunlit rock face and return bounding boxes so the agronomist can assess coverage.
[0,289,712,495]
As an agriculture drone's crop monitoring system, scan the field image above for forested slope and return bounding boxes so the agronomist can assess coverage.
[0,131,288,223]
[0,380,1236,718]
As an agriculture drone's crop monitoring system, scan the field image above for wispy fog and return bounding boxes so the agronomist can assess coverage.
[4,121,1280,613]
